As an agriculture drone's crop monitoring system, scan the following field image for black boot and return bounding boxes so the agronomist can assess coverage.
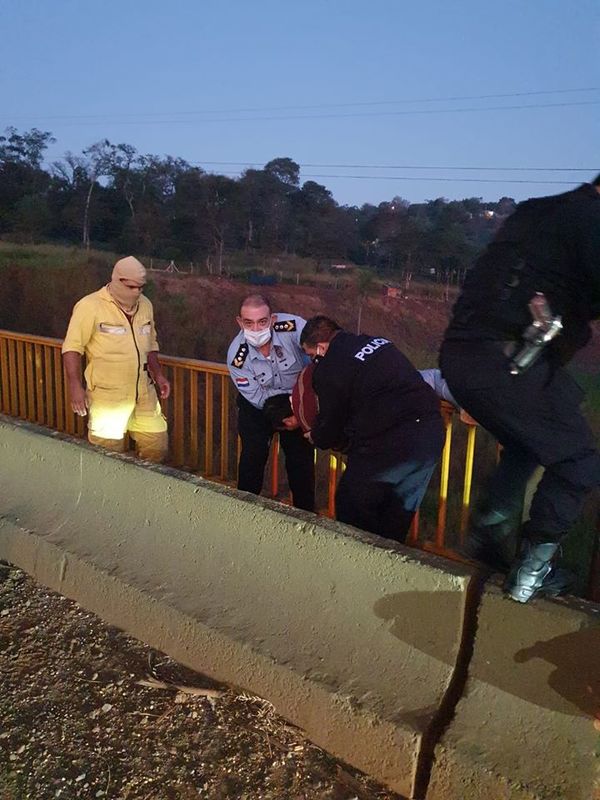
[504,540,573,603]
[460,510,517,573]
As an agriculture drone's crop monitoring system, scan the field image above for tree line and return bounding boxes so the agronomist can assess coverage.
[0,126,517,277]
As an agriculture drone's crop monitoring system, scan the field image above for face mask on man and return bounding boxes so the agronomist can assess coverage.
[109,256,146,311]
[109,280,143,310]
[244,327,272,348]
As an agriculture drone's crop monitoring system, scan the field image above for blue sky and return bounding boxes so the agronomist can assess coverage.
[1,0,598,206]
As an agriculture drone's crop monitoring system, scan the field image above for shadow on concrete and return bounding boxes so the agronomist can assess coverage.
[374,591,600,718]
[373,590,465,667]
[514,627,600,719]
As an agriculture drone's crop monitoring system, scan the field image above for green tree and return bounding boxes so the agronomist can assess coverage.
[264,157,300,187]
[0,127,54,238]
[0,126,55,169]
[238,167,294,253]
[80,140,118,249]
[11,194,52,241]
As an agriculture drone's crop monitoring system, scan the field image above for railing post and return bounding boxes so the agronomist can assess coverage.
[459,424,477,543]
[44,347,55,428]
[34,344,44,425]
[327,454,338,518]
[407,510,420,545]
[436,417,453,548]
[25,342,36,421]
[53,348,65,431]
[172,366,185,467]
[0,336,10,415]
[270,434,280,498]
[204,373,214,476]
[220,375,230,480]
[189,371,199,471]
[16,340,27,418]
[7,339,18,416]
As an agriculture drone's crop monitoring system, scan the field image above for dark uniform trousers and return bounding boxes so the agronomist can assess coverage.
[440,340,600,542]
[335,416,445,543]
[236,395,315,512]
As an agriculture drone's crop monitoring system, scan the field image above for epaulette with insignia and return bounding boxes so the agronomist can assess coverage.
[273,319,297,333]
[231,342,249,368]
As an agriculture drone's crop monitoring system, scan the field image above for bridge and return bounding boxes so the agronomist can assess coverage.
[1,328,599,799]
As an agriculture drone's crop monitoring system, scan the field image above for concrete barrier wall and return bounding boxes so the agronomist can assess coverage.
[426,586,600,800]
[1,416,598,800]
[0,417,471,798]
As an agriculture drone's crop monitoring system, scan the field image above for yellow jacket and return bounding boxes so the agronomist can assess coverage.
[62,286,160,401]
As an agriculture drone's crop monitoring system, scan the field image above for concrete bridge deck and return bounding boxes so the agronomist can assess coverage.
[1,416,598,799]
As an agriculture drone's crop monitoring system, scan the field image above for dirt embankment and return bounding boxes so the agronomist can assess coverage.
[151,273,452,368]
[0,564,402,800]
[151,272,600,372]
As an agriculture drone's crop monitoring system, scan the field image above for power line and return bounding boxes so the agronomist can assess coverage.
[2,100,598,127]
[192,161,596,173]
[215,171,579,185]
[3,87,598,121]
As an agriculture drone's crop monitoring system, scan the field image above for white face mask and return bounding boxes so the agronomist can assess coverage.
[244,327,272,348]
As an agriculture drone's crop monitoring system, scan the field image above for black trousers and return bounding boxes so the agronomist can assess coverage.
[335,416,445,543]
[236,395,315,512]
[440,341,600,542]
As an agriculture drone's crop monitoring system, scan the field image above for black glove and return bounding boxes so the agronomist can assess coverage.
[262,394,294,431]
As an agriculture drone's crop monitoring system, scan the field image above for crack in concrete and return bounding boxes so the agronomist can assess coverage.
[412,571,488,800]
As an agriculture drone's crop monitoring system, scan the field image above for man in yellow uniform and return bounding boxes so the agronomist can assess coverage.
[62,256,170,462]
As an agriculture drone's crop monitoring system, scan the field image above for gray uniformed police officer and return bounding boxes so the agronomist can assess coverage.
[226,294,315,511]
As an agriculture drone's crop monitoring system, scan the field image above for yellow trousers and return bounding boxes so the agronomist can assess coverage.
[86,384,168,463]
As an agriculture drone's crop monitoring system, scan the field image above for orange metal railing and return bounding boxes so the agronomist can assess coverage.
[0,330,86,438]
[3,328,595,600]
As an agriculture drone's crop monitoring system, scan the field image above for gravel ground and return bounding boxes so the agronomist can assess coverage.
[0,564,403,800]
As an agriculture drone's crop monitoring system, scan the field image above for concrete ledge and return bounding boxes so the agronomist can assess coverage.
[426,584,600,800]
[0,417,472,798]
[3,416,599,799]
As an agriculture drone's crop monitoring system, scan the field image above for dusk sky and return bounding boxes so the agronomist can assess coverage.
[2,0,598,206]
